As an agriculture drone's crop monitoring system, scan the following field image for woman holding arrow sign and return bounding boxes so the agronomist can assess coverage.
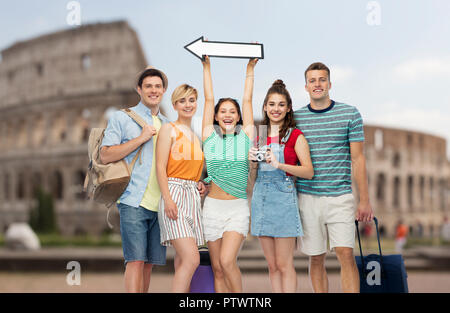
[201,55,257,293]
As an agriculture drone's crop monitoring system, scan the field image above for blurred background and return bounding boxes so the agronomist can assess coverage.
[0,0,449,292]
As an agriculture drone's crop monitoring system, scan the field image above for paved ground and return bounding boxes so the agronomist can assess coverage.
[0,271,449,293]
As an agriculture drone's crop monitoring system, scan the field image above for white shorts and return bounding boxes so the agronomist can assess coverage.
[298,193,356,256]
[202,196,250,242]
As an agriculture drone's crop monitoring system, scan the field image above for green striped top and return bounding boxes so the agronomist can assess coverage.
[203,129,251,199]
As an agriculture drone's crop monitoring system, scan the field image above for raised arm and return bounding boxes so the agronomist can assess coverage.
[156,124,178,220]
[242,58,258,140]
[202,55,215,141]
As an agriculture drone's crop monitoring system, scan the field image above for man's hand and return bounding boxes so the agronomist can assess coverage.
[356,201,374,222]
[139,124,157,143]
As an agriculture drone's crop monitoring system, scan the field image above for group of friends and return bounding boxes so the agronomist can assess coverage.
[99,56,374,293]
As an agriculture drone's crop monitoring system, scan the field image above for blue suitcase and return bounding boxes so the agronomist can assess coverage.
[355,217,409,293]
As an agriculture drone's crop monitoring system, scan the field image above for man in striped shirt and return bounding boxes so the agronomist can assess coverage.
[294,62,374,293]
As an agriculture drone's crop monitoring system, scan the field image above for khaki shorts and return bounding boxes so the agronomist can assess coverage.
[298,193,356,256]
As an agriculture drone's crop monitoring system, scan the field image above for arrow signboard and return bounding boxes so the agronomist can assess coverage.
[184,36,264,60]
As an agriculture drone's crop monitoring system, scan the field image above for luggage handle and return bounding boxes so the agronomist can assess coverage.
[355,217,384,275]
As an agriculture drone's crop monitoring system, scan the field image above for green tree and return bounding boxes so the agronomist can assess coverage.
[29,188,57,234]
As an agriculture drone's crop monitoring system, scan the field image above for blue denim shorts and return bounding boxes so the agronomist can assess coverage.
[117,203,167,266]
[251,176,303,238]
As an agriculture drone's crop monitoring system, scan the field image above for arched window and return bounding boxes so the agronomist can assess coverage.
[4,173,10,201]
[17,172,25,200]
[32,172,42,196]
[74,170,87,200]
[376,173,386,202]
[392,153,401,168]
[81,54,91,70]
[393,177,401,208]
[407,176,414,209]
[51,171,64,200]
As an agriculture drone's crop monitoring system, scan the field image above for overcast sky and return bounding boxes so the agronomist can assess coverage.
[1,0,449,157]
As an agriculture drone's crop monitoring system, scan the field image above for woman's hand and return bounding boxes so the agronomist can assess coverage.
[248,146,259,162]
[202,55,210,67]
[197,181,208,197]
[265,147,280,169]
[247,57,258,69]
[164,198,178,220]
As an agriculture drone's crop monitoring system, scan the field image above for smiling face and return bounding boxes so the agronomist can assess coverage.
[137,76,165,108]
[305,69,331,102]
[214,100,241,133]
[264,93,290,125]
[174,94,197,119]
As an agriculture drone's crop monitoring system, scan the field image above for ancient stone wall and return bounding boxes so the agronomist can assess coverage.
[0,21,147,235]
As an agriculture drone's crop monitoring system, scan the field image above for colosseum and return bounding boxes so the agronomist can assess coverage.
[0,21,147,235]
[361,125,449,236]
[0,20,449,237]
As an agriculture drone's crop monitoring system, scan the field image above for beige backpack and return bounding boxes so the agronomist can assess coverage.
[83,108,148,210]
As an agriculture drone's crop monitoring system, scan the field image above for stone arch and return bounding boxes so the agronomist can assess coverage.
[393,176,401,208]
[31,172,42,196]
[429,177,434,208]
[74,110,90,144]
[52,113,67,144]
[74,170,87,200]
[407,175,414,209]
[17,118,27,148]
[51,170,64,200]
[392,152,401,168]
[3,172,10,201]
[32,114,45,147]
[16,172,26,200]
[419,176,425,208]
[376,173,386,202]
[439,178,447,211]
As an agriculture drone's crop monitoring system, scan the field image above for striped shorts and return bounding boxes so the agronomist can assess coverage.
[158,177,205,247]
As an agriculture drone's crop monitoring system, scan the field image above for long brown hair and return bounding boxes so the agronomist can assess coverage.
[261,79,295,141]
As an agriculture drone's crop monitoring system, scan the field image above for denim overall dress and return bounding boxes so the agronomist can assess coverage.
[250,129,303,237]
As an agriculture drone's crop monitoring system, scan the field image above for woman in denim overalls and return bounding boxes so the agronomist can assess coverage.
[249,80,314,292]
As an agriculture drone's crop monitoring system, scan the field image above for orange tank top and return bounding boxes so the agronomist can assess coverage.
[167,123,204,182]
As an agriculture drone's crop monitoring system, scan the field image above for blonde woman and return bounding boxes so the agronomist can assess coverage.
[156,84,206,292]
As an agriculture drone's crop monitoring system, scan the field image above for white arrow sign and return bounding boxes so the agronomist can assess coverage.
[184,36,264,60]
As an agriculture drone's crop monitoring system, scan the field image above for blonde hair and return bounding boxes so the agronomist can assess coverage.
[171,84,198,105]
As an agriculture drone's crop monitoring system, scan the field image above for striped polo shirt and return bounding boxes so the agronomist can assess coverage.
[203,128,251,199]
[294,100,365,196]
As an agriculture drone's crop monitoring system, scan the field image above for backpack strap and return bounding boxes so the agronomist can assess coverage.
[122,108,148,128]
[121,108,149,167]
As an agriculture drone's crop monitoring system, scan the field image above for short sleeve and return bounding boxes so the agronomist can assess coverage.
[348,107,365,142]
[101,111,124,147]
[290,128,303,143]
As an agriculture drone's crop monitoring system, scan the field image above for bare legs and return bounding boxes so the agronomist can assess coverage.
[124,261,153,293]
[171,237,200,292]
[259,236,297,293]
[308,247,359,293]
[208,231,245,293]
